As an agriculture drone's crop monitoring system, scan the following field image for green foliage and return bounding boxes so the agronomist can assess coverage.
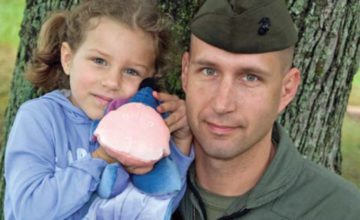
[159,0,204,97]
[349,70,360,106]
[0,0,24,46]
[0,0,25,143]
[353,69,360,86]
[342,115,360,188]
[0,47,15,132]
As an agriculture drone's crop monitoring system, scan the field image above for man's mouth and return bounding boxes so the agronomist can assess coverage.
[206,121,238,135]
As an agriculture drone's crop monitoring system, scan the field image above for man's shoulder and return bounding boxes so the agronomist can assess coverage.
[273,158,360,219]
[299,158,360,198]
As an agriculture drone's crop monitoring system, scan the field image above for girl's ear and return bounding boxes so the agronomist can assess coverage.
[61,42,73,75]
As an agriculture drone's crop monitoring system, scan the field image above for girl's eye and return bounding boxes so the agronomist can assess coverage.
[202,68,216,76]
[93,57,107,66]
[124,68,140,76]
[243,74,258,82]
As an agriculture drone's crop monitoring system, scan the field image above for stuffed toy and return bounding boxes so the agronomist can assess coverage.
[94,79,171,169]
[85,78,191,220]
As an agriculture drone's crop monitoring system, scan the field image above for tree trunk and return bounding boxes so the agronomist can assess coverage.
[279,0,359,173]
[0,0,359,217]
[0,0,79,217]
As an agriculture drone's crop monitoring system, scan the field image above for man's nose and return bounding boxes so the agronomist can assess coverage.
[211,77,236,114]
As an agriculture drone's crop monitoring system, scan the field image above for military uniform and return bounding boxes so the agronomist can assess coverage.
[173,0,360,219]
[175,123,360,219]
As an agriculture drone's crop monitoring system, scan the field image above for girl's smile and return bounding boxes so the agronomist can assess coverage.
[61,17,156,120]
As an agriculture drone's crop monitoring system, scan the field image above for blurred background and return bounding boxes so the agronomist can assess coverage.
[0,0,359,188]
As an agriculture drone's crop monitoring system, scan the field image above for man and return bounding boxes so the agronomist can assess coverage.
[174,0,360,219]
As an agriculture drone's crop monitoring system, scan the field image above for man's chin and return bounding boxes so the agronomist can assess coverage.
[195,137,245,160]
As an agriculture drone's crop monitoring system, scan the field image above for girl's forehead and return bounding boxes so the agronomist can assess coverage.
[77,17,156,67]
[84,17,154,42]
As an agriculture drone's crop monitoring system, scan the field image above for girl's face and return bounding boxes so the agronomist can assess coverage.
[61,17,156,120]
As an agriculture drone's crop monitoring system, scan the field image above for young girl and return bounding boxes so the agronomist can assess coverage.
[4,0,193,219]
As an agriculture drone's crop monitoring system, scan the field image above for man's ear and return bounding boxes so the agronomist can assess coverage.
[61,42,73,75]
[278,67,301,113]
[181,52,190,92]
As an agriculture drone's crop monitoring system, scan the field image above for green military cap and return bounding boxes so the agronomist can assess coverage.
[190,0,298,53]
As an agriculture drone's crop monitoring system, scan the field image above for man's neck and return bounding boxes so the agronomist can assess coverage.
[194,135,275,196]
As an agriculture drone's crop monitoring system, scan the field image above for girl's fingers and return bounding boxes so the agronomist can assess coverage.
[168,115,188,133]
[124,165,154,175]
[153,91,180,102]
[152,91,189,136]
[92,146,117,164]
[153,91,185,115]
[161,100,186,129]
[158,99,185,114]
[164,110,180,125]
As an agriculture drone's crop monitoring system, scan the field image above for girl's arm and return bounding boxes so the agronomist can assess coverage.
[4,103,107,219]
[84,142,194,220]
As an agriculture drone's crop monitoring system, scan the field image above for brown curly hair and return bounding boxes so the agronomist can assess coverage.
[27,0,172,92]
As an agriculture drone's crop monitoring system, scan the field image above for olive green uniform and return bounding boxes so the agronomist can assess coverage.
[174,0,360,219]
[175,124,360,219]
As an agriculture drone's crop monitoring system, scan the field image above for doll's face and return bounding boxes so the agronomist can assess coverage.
[94,102,170,174]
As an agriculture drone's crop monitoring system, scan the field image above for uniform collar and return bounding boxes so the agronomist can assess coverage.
[188,122,304,211]
[245,122,304,208]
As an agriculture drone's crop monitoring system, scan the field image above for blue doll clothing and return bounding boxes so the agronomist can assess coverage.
[84,85,194,219]
[84,143,194,220]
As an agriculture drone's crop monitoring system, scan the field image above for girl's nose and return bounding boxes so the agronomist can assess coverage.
[101,69,121,90]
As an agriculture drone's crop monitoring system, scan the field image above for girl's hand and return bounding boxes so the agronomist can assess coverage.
[153,91,193,155]
[93,146,154,174]
[92,146,117,164]
[123,165,154,175]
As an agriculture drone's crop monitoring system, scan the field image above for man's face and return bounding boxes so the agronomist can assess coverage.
[182,35,299,161]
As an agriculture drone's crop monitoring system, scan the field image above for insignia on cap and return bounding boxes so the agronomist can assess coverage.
[190,0,298,53]
[258,17,271,36]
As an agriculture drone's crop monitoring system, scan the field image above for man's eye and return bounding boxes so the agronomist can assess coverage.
[244,74,258,82]
[93,57,107,66]
[202,68,216,76]
[124,68,140,76]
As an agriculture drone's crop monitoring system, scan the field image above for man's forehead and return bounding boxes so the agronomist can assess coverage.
[189,34,282,59]
[189,36,284,75]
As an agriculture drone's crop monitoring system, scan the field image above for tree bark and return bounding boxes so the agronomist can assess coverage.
[0,0,359,217]
[280,0,360,173]
[0,0,79,217]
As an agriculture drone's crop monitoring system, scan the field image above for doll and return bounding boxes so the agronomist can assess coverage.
[94,78,186,208]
